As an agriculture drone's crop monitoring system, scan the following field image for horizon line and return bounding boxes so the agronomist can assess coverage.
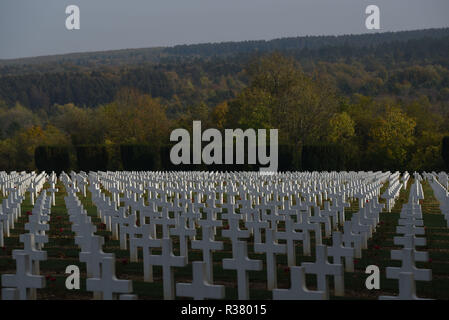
[1,26,448,62]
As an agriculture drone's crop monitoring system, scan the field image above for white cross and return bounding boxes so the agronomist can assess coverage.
[254,229,286,290]
[14,233,47,275]
[379,273,432,300]
[294,212,321,256]
[245,210,269,244]
[302,245,343,299]
[191,225,223,283]
[1,252,45,300]
[275,218,304,266]
[48,183,59,206]
[147,237,187,300]
[386,248,431,281]
[132,226,161,283]
[222,216,250,255]
[176,261,225,300]
[222,240,263,300]
[327,231,355,272]
[80,235,113,278]
[342,221,363,258]
[86,255,133,300]
[170,215,196,260]
[396,224,425,236]
[393,234,426,248]
[310,206,332,238]
[273,266,326,300]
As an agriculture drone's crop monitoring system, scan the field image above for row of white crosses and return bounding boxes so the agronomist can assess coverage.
[0,172,38,248]
[426,172,449,226]
[272,179,387,300]
[86,174,207,300]
[1,177,52,300]
[61,172,137,300]
[73,170,396,300]
[437,172,448,190]
[380,175,432,300]
[381,171,403,212]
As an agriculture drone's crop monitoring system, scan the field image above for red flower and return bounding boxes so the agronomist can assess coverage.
[283,266,290,273]
[45,275,50,280]
[60,228,63,233]
[354,259,359,264]
[122,258,128,265]
[50,277,56,282]
[26,211,32,216]
[374,245,380,250]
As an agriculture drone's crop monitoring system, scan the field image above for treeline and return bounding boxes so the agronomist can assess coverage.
[0,29,449,172]
[2,28,448,74]
[1,29,449,114]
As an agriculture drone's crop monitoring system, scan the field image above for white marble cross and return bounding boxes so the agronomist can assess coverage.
[170,215,196,260]
[191,225,223,283]
[176,261,225,300]
[396,224,425,236]
[47,183,59,206]
[80,235,113,278]
[294,212,322,256]
[275,218,304,266]
[1,252,45,300]
[327,231,355,272]
[302,245,343,299]
[386,248,432,281]
[379,273,431,300]
[147,238,187,300]
[14,233,47,275]
[254,229,286,290]
[393,234,426,249]
[134,227,162,283]
[245,210,269,244]
[86,255,133,300]
[222,240,263,300]
[342,221,363,259]
[273,266,326,300]
[310,206,332,238]
[222,217,250,254]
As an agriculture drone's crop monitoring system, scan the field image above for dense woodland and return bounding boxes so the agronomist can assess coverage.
[0,28,449,172]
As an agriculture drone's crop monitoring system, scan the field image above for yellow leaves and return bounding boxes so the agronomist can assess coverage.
[368,106,416,167]
[211,102,229,130]
[102,88,169,145]
[328,112,355,144]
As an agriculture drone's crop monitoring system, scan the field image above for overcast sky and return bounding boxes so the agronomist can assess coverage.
[1,0,448,59]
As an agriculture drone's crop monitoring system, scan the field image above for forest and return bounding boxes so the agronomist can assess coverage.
[0,28,448,172]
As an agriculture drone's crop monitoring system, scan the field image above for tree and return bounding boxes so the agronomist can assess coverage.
[368,106,416,170]
[101,88,170,146]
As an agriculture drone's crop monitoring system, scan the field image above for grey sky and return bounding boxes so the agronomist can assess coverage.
[1,0,448,59]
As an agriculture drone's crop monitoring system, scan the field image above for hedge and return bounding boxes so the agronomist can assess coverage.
[443,136,449,170]
[301,145,345,171]
[35,146,71,174]
[120,144,161,171]
[76,145,109,172]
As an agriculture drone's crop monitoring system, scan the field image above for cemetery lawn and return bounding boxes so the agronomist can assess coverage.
[1,179,448,300]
